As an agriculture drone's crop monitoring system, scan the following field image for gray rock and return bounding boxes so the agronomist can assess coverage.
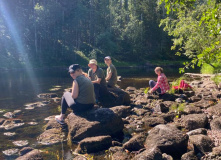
[75,136,112,153]
[162,153,173,160]
[3,112,14,118]
[37,93,58,98]
[0,118,5,125]
[1,119,25,130]
[184,105,202,114]
[153,103,169,113]
[19,147,34,156]
[67,108,124,141]
[210,117,221,131]
[45,119,62,130]
[180,114,208,131]
[2,148,19,156]
[181,151,198,160]
[189,134,214,154]
[183,91,195,97]
[212,146,221,156]
[132,147,163,160]
[159,113,176,122]
[16,149,43,160]
[123,133,146,151]
[207,103,221,116]
[187,128,207,136]
[144,124,188,158]
[13,140,29,147]
[110,105,131,118]
[37,128,64,145]
[142,117,166,127]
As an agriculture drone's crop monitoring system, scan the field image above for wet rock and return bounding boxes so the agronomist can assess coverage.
[67,108,124,141]
[181,151,198,160]
[16,149,43,160]
[3,112,14,118]
[144,124,188,158]
[24,101,48,109]
[52,97,61,103]
[37,93,58,98]
[132,147,163,160]
[0,118,5,125]
[4,132,16,136]
[153,103,169,113]
[28,122,38,126]
[13,110,22,115]
[75,136,112,153]
[110,105,131,118]
[13,140,29,147]
[162,153,173,160]
[123,133,146,151]
[25,106,35,110]
[19,147,34,156]
[1,119,25,130]
[189,134,214,154]
[142,117,166,127]
[44,115,55,121]
[210,117,221,131]
[187,128,207,136]
[184,105,202,114]
[2,148,19,156]
[180,114,208,131]
[37,128,64,145]
[108,146,129,160]
[207,102,221,116]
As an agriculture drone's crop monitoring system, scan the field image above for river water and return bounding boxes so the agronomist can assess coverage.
[0,66,193,159]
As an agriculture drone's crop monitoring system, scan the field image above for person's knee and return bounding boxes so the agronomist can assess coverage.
[149,80,154,86]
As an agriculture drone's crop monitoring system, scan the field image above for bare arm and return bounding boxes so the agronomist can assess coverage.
[71,80,79,99]
[92,78,101,84]
[106,72,112,81]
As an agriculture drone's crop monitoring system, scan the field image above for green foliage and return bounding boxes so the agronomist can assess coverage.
[144,87,150,94]
[170,103,186,117]
[201,62,221,74]
[212,75,221,85]
[159,0,221,73]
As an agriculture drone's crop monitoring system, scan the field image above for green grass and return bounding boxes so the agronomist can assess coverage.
[212,75,221,85]
[201,63,221,74]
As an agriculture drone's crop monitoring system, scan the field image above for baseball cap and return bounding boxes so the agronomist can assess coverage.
[104,56,111,60]
[88,59,97,67]
[68,64,81,73]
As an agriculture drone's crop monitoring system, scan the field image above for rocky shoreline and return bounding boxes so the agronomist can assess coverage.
[1,73,221,159]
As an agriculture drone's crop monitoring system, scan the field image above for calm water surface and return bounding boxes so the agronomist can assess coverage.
[0,67,192,159]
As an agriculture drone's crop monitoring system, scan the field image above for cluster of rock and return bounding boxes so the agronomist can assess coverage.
[35,73,221,159]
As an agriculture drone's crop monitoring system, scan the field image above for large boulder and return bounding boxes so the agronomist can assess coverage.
[123,133,147,151]
[180,114,208,131]
[99,87,130,107]
[189,134,214,154]
[37,128,64,145]
[110,105,131,118]
[144,124,188,158]
[210,117,221,131]
[16,149,43,160]
[75,136,112,153]
[67,108,124,141]
[207,102,221,116]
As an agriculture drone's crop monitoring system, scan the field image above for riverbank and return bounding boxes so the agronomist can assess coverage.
[1,73,221,159]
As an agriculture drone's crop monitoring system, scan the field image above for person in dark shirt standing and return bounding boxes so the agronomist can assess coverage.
[88,59,107,103]
[104,56,117,88]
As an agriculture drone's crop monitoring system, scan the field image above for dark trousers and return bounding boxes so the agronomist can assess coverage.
[61,92,94,114]
[149,80,161,94]
[93,83,108,101]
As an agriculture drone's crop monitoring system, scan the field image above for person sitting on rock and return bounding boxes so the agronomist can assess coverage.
[104,56,118,88]
[88,59,107,103]
[149,67,170,97]
[55,64,95,124]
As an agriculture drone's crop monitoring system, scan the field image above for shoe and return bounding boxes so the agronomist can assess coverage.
[55,115,65,125]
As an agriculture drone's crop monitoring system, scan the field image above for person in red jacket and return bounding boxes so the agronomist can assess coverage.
[149,67,170,96]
